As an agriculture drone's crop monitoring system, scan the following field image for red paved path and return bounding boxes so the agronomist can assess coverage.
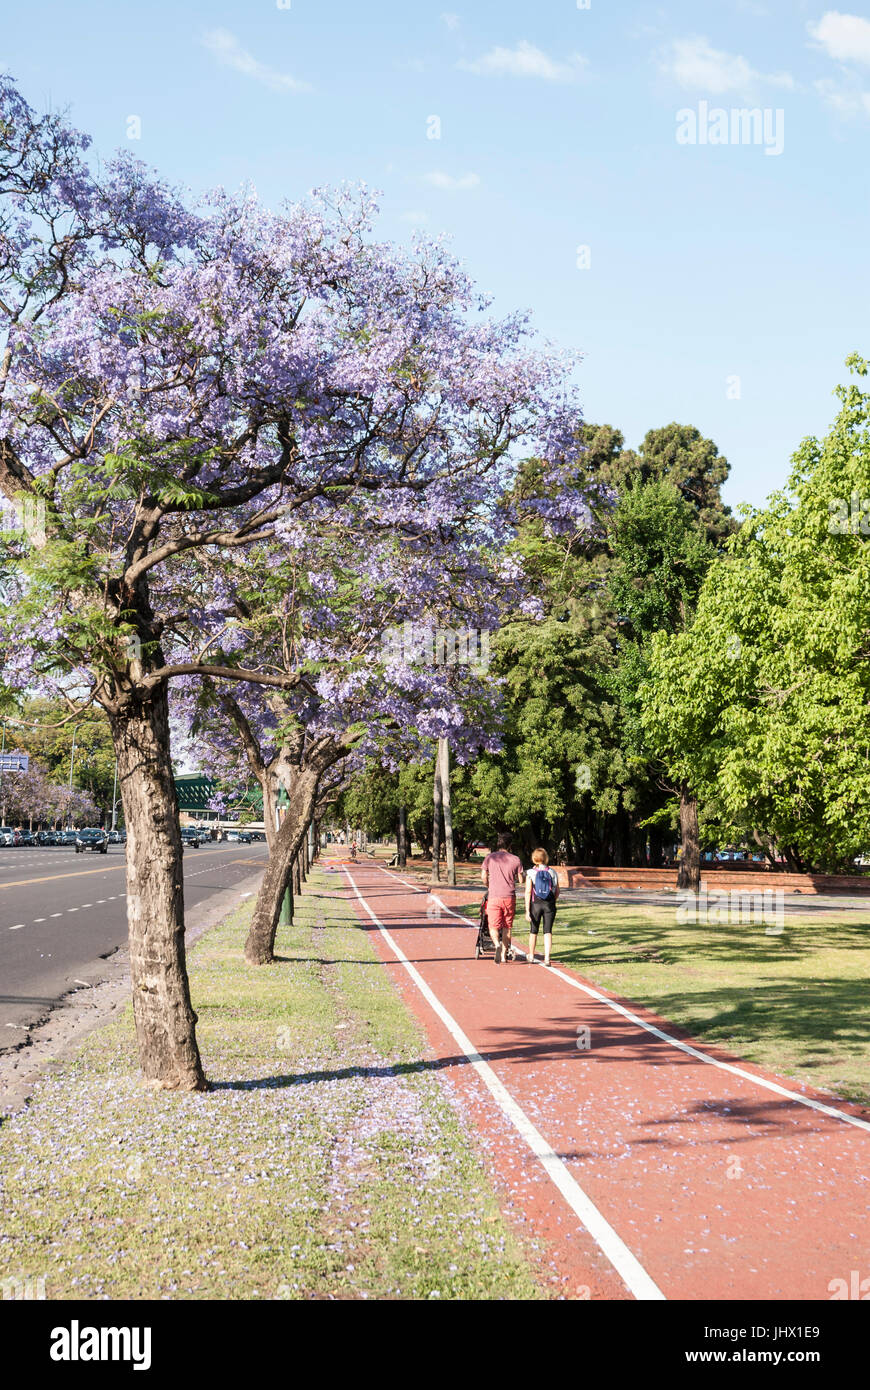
[330,858,870,1302]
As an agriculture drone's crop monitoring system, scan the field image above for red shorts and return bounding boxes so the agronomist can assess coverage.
[486,895,515,936]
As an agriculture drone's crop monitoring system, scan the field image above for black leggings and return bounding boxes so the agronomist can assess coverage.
[529,898,556,935]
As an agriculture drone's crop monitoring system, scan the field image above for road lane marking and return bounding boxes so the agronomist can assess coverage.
[1,847,266,931]
[343,864,666,1303]
[372,863,870,1138]
[0,865,127,890]
[0,844,258,891]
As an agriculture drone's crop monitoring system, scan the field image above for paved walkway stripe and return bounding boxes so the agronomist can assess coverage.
[343,864,666,1302]
[373,865,870,1138]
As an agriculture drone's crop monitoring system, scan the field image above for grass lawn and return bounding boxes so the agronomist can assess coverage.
[0,869,542,1301]
[541,900,870,1109]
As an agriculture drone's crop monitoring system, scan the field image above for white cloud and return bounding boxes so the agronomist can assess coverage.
[441,12,460,31]
[814,77,870,115]
[421,171,480,191]
[808,11,870,65]
[400,210,431,225]
[202,28,311,92]
[658,36,793,95]
[459,40,587,82]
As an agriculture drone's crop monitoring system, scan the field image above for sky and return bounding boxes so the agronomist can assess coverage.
[3,0,870,512]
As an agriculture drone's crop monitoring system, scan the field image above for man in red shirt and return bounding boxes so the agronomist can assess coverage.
[481,832,525,963]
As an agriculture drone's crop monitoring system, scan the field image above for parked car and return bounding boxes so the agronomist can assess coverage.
[224,829,253,844]
[59,829,78,845]
[180,828,201,848]
[0,827,15,846]
[75,827,109,854]
[36,829,57,846]
[16,829,35,846]
[107,829,125,844]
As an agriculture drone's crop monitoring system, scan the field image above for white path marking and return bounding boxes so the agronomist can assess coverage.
[372,863,870,1138]
[343,864,665,1303]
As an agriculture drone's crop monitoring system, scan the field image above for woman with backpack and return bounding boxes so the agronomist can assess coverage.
[524,848,560,966]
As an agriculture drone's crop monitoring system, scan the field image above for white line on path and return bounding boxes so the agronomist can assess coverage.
[342,864,665,1303]
[372,863,870,1138]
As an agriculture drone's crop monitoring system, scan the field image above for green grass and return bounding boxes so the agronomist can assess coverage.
[0,870,542,1301]
[513,899,870,1109]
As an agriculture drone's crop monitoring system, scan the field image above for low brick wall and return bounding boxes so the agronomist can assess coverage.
[556,865,870,896]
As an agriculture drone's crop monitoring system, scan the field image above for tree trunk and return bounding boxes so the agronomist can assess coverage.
[431,747,443,883]
[245,768,319,965]
[110,686,207,1092]
[676,782,701,892]
[262,774,278,855]
[397,804,407,867]
[648,826,664,868]
[439,737,456,886]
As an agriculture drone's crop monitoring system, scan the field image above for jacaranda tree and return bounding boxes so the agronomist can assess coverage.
[0,76,587,1089]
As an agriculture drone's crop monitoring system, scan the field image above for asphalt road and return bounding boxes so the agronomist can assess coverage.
[0,841,269,1038]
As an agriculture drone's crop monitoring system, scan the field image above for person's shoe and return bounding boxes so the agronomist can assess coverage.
[505,946,514,961]
[494,941,503,964]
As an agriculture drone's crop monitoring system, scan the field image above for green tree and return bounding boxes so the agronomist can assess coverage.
[607,480,719,887]
[12,699,116,818]
[642,356,870,873]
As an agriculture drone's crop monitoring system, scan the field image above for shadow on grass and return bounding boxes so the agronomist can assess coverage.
[631,979,870,1051]
[555,912,870,967]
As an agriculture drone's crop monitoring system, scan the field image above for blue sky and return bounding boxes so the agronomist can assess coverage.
[3,0,870,511]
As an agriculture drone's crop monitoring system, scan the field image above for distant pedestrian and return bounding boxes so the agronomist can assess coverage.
[524,848,560,966]
[481,832,524,963]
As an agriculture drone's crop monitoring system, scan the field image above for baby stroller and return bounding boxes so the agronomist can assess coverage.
[474,893,499,959]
